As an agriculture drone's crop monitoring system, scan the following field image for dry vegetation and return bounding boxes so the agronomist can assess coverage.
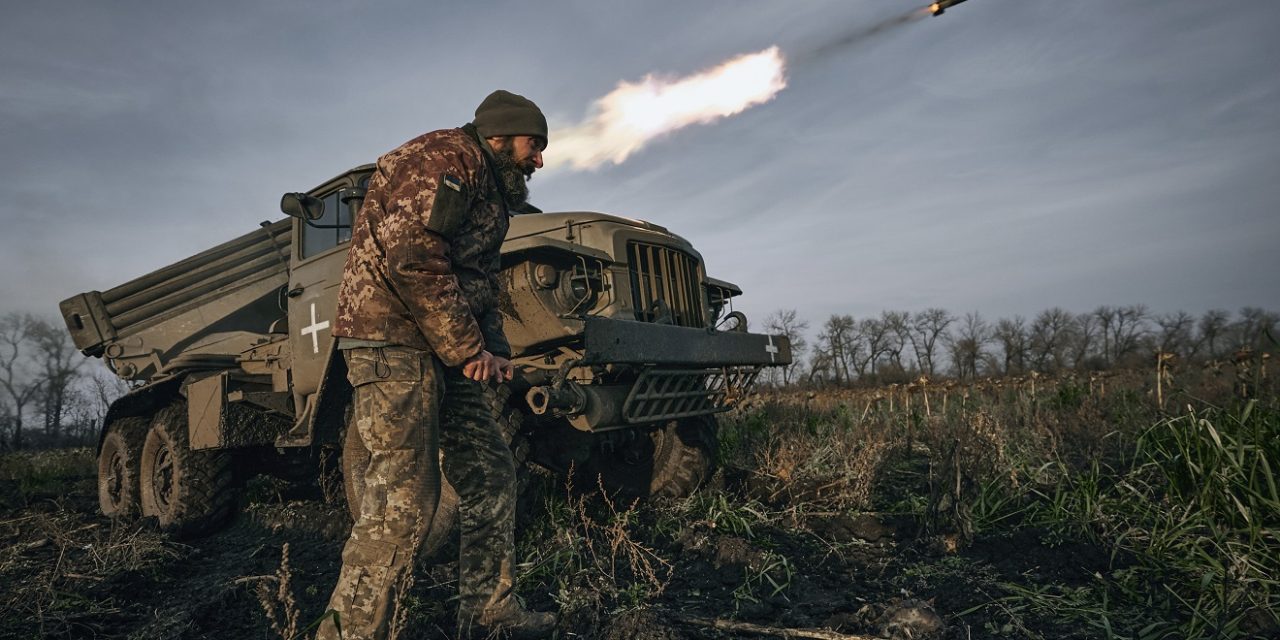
[1,352,1276,639]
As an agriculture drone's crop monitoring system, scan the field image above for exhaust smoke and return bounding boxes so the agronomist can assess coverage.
[550,47,788,171]
[549,2,965,173]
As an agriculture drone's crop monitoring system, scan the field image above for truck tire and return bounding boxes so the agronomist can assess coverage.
[139,401,236,537]
[651,416,718,497]
[98,416,149,518]
[588,416,718,498]
[341,420,458,554]
[342,386,528,558]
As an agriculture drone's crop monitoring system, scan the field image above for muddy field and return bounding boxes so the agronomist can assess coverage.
[2,369,1277,639]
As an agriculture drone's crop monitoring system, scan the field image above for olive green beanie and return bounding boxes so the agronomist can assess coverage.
[472,90,548,147]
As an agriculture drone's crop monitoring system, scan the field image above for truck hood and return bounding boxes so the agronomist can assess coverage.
[506,211,674,242]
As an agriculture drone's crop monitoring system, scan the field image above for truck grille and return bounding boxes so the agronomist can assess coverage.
[623,366,762,423]
[627,242,704,328]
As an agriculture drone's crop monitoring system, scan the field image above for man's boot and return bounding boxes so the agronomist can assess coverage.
[461,601,556,639]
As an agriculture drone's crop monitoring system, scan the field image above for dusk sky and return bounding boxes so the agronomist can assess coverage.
[2,0,1277,337]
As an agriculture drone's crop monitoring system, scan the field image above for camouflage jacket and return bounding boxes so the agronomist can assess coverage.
[333,126,510,366]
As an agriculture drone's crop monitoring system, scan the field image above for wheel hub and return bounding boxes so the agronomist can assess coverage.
[152,443,175,514]
[106,450,125,505]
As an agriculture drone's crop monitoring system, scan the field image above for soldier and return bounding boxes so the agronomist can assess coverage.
[316,90,554,640]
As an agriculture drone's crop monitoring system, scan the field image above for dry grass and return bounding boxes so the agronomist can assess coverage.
[729,358,1278,638]
[0,503,182,637]
[249,543,302,640]
[0,352,1272,639]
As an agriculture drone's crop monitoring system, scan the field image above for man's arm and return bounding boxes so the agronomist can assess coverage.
[378,146,487,367]
[478,309,511,359]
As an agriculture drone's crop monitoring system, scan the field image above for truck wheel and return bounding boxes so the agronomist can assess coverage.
[343,418,458,544]
[98,416,149,518]
[341,416,367,519]
[342,386,528,558]
[139,401,235,537]
[589,416,718,498]
[651,416,718,497]
[342,419,454,532]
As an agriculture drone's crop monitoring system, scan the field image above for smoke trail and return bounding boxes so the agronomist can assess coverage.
[549,47,787,172]
[546,6,933,172]
[793,6,931,67]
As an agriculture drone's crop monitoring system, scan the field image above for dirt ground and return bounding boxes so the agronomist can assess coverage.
[0,445,1137,640]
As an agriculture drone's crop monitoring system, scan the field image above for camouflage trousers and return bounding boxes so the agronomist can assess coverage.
[316,346,517,640]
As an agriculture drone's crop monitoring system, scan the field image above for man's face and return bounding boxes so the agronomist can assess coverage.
[505,135,545,177]
[489,135,545,207]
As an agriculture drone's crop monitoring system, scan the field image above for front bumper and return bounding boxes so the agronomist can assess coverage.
[581,317,792,367]
[531,318,791,430]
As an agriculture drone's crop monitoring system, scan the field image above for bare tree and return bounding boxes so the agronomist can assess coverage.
[1028,307,1076,372]
[763,309,809,386]
[87,365,130,418]
[818,314,857,385]
[992,316,1028,376]
[857,317,893,378]
[1093,305,1118,366]
[806,348,835,386]
[880,310,911,377]
[0,313,40,449]
[912,308,954,376]
[1235,307,1280,350]
[1070,312,1100,369]
[1111,304,1150,366]
[30,317,84,441]
[946,312,989,380]
[1197,309,1231,360]
[0,396,13,451]
[60,365,125,444]
[1155,311,1196,359]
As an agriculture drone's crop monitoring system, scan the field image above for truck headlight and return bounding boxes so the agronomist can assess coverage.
[706,284,732,324]
[549,258,607,316]
[709,298,726,323]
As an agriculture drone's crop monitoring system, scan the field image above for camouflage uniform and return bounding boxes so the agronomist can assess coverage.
[332,125,510,364]
[439,365,519,630]
[318,125,517,640]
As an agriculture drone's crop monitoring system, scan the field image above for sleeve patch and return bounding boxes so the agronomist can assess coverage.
[426,173,469,238]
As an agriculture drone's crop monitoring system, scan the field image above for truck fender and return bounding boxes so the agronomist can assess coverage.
[99,376,183,453]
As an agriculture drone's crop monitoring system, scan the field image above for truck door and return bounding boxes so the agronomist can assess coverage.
[286,185,360,417]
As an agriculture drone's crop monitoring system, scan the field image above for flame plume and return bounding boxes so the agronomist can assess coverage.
[550,47,787,171]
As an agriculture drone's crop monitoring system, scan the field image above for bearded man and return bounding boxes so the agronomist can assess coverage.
[317,90,554,640]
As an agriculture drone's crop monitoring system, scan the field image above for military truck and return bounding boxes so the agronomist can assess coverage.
[60,164,791,541]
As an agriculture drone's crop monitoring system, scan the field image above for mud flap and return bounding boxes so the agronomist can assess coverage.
[277,344,350,448]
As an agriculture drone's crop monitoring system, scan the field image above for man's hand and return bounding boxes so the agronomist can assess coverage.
[463,351,515,383]
[492,355,514,382]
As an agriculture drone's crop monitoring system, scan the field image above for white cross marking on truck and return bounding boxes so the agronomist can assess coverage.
[765,335,778,363]
[301,302,329,354]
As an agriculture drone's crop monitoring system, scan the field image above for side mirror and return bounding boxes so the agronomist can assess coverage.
[280,192,325,221]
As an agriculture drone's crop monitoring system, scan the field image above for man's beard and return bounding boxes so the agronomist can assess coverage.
[491,144,531,208]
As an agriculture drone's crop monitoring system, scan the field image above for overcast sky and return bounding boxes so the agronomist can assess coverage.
[2,0,1277,334]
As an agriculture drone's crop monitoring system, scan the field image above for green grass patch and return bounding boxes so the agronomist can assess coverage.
[0,447,95,508]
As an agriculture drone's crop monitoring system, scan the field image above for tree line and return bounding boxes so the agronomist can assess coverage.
[3,305,1276,448]
[762,305,1278,387]
[0,312,125,450]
